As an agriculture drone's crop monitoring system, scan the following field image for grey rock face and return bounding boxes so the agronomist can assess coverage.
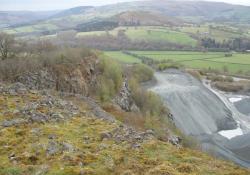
[17,69,56,90]
[16,61,97,96]
[114,80,132,111]
[114,79,139,112]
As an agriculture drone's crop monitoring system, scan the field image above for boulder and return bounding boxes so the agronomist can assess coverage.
[29,112,49,123]
[46,141,61,156]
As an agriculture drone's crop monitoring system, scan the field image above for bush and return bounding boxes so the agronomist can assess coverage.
[207,74,233,82]
[214,82,244,92]
[0,47,94,82]
[178,133,201,150]
[187,70,202,81]
[97,77,116,102]
[0,57,41,81]
[96,58,123,102]
[127,77,175,138]
[158,62,182,71]
[131,64,153,82]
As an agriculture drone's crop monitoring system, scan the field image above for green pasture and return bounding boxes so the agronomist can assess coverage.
[131,51,224,62]
[104,51,250,74]
[104,51,141,63]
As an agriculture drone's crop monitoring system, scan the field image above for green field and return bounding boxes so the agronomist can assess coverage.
[104,51,250,74]
[4,23,58,35]
[104,51,141,63]
[179,24,250,42]
[77,26,198,47]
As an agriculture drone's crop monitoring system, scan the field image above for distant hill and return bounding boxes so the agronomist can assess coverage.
[112,11,183,26]
[97,0,250,23]
[0,11,59,28]
[50,6,93,18]
[2,0,250,36]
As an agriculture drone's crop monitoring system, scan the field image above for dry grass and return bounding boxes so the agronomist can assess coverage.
[213,80,250,92]
[0,92,249,174]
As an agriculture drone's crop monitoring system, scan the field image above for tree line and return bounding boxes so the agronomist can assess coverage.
[201,37,250,51]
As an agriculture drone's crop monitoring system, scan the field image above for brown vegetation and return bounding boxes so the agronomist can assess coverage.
[214,80,250,92]
[186,69,202,81]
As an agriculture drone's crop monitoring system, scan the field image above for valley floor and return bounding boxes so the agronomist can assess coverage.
[104,51,250,75]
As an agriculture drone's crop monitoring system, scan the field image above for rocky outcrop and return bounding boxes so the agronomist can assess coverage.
[99,125,155,149]
[16,56,98,96]
[0,83,81,128]
[17,69,56,90]
[114,79,139,112]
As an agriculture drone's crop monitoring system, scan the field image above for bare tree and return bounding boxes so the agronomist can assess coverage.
[0,33,15,60]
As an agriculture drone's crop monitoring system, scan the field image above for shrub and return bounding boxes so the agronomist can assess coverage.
[96,58,123,102]
[0,57,41,81]
[207,74,233,82]
[97,77,116,102]
[0,47,94,82]
[214,82,244,92]
[131,64,153,82]
[187,70,202,81]
[158,62,182,71]
[180,134,201,150]
[127,77,176,138]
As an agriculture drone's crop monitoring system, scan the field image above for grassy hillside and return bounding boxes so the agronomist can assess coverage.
[113,11,183,26]
[3,0,250,37]
[77,26,198,47]
[0,85,249,175]
[179,24,250,42]
[0,11,59,29]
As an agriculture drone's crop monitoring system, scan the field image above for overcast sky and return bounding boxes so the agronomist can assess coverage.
[0,0,249,11]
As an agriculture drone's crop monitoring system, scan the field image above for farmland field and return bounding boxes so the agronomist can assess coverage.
[104,51,250,74]
[104,51,141,63]
[77,26,198,46]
